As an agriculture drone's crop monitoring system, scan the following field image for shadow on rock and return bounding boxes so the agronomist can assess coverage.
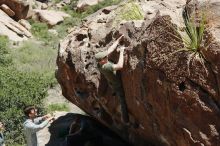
[46,113,132,146]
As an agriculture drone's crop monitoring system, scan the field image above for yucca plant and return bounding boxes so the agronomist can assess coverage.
[179,0,212,74]
[160,0,212,75]
[181,1,206,54]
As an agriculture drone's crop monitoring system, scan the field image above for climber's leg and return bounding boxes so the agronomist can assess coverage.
[116,91,129,123]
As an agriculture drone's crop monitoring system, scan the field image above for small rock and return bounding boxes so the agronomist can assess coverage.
[0,4,15,17]
[48,29,58,36]
[19,19,31,30]
[41,3,48,10]
[35,1,48,10]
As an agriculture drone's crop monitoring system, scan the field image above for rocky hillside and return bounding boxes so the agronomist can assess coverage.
[0,0,71,41]
[56,0,220,146]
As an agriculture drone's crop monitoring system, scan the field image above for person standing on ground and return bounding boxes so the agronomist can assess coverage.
[23,106,54,146]
[0,122,5,146]
[95,35,130,124]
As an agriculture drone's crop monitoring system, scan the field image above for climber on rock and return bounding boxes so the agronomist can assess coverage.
[95,35,129,124]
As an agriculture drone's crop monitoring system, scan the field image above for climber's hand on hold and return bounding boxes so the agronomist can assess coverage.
[48,116,55,124]
[115,35,124,46]
[117,46,126,52]
[0,122,4,132]
[117,35,124,42]
[42,114,52,120]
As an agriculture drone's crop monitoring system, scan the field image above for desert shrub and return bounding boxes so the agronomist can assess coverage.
[54,17,81,38]
[85,0,121,15]
[31,22,50,39]
[113,1,144,26]
[120,2,144,21]
[47,103,69,113]
[0,36,11,66]
[10,40,57,76]
[31,22,59,46]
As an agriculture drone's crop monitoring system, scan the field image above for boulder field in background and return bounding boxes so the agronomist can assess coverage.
[0,9,32,41]
[0,0,29,20]
[56,0,220,146]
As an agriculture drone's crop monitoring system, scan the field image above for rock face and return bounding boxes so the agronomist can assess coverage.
[0,0,30,20]
[0,9,32,41]
[56,1,220,146]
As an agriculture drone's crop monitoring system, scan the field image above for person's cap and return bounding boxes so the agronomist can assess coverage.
[95,51,108,61]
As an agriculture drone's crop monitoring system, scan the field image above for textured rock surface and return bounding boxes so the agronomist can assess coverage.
[0,0,29,20]
[56,1,220,146]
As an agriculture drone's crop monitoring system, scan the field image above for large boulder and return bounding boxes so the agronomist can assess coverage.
[56,1,220,146]
[0,9,32,41]
[0,0,30,20]
[33,9,70,26]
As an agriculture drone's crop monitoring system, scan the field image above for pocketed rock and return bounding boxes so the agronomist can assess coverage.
[56,1,220,146]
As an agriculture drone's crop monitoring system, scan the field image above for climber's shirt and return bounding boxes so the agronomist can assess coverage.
[0,132,4,146]
[23,117,49,146]
[97,61,122,91]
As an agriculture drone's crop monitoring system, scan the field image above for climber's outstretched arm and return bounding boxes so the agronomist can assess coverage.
[112,46,125,71]
[107,35,123,56]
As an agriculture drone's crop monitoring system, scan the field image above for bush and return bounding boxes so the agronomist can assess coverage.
[119,2,144,21]
[112,1,144,26]
[85,0,121,15]
[10,40,57,76]
[0,36,11,66]
[0,67,52,144]
[54,17,81,38]
[0,36,56,145]
[31,22,59,46]
[47,103,69,113]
